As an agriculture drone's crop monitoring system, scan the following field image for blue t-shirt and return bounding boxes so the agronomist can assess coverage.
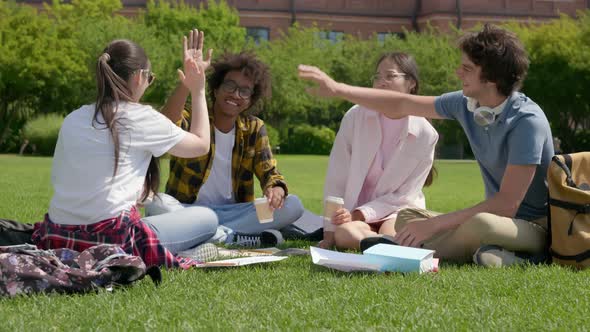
[435,91,554,220]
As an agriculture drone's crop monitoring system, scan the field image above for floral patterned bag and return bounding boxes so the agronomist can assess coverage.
[0,244,161,297]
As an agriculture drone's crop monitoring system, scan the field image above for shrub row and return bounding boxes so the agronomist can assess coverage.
[2,1,589,155]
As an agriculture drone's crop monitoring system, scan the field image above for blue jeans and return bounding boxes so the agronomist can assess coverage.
[142,206,218,254]
[144,193,304,245]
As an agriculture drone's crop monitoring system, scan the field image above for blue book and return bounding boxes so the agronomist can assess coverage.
[362,244,436,273]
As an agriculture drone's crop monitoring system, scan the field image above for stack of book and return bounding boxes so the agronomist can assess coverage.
[310,244,439,273]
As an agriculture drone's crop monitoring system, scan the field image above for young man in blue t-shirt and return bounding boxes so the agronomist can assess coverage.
[298,24,554,267]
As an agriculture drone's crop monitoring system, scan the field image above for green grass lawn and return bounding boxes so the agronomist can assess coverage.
[1,154,589,330]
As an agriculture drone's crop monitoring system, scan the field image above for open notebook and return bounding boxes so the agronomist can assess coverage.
[197,255,288,267]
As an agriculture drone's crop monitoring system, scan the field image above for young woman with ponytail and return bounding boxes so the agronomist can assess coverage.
[32,31,216,268]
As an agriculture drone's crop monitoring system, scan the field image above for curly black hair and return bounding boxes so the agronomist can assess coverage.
[208,52,271,111]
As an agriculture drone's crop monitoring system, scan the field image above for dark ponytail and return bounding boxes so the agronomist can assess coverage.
[94,39,160,202]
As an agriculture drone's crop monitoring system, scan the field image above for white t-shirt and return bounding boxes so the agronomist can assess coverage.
[48,102,186,225]
[195,127,235,205]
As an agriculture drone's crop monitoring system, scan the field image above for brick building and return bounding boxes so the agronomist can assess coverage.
[18,0,590,41]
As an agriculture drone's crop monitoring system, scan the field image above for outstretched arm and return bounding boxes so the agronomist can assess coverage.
[298,65,443,120]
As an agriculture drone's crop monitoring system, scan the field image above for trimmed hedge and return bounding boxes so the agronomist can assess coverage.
[2,0,589,155]
[283,124,335,155]
[22,114,64,156]
[264,123,281,148]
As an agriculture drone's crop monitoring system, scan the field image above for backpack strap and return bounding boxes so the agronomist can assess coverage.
[552,154,578,188]
[563,153,573,170]
[0,219,34,233]
[550,248,590,263]
[0,219,34,246]
[549,198,590,214]
[145,265,162,286]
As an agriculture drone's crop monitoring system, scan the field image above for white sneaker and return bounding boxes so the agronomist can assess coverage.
[177,243,219,262]
[474,245,548,267]
[473,245,525,267]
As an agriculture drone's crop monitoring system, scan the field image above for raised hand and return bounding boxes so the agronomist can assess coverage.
[177,29,214,93]
[183,29,213,72]
[298,64,342,98]
[177,55,205,94]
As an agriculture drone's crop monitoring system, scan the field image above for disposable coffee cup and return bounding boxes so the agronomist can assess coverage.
[323,196,344,232]
[254,197,274,223]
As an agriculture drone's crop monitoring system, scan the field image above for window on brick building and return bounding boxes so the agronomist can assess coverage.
[377,32,406,44]
[246,27,270,44]
[318,31,344,43]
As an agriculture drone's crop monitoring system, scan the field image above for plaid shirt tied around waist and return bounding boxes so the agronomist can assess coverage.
[166,111,288,204]
[32,207,199,269]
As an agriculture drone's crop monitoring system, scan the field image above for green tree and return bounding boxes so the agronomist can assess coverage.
[43,0,140,112]
[141,0,246,104]
[47,0,123,21]
[4,0,587,156]
[253,24,339,135]
[0,0,86,151]
[514,12,590,152]
[0,0,247,152]
[282,124,335,155]
[143,0,245,53]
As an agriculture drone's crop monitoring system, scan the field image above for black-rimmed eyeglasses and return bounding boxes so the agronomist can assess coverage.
[220,80,253,99]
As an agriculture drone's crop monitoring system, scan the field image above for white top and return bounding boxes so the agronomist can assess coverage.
[49,102,186,225]
[195,126,236,205]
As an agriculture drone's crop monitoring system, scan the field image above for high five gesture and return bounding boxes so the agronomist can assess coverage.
[177,29,214,93]
[184,28,213,71]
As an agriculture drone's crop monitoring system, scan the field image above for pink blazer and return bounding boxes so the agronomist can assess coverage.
[324,105,438,228]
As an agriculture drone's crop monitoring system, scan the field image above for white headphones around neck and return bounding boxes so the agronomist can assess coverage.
[466,97,508,127]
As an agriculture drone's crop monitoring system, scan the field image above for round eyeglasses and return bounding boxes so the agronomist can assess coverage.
[220,80,253,99]
[371,72,406,83]
[138,69,155,85]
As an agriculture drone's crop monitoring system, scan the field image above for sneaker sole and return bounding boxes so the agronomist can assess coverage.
[359,235,398,252]
[261,229,284,247]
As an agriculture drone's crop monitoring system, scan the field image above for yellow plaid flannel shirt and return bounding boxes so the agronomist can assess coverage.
[165,109,288,204]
